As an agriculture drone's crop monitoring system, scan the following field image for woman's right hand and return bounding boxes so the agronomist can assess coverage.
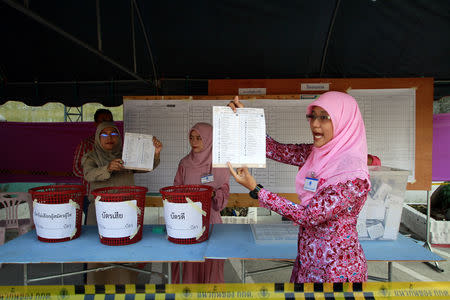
[107,158,124,172]
[227,163,257,191]
[227,96,245,112]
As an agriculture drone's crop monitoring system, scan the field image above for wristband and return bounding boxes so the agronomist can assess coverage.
[249,184,263,199]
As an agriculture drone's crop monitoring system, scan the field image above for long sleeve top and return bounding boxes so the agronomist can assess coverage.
[83,154,160,201]
[260,136,370,283]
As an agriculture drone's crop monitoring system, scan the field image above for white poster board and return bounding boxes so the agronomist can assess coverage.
[124,90,416,193]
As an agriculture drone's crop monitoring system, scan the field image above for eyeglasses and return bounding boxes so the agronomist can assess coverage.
[306,114,331,122]
[100,132,119,138]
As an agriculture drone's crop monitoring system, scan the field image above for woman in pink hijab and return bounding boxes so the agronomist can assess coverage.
[228,92,370,283]
[172,122,230,283]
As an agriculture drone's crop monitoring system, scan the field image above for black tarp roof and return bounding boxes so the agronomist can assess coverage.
[1,0,449,106]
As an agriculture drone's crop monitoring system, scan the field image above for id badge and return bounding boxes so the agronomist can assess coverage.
[201,174,214,184]
[303,177,319,192]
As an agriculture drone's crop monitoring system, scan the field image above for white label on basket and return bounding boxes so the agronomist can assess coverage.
[33,202,77,239]
[96,200,138,238]
[164,201,203,239]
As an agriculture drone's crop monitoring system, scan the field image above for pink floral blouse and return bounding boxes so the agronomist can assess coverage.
[259,136,370,283]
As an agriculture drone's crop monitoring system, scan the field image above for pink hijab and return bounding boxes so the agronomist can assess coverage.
[295,91,370,205]
[176,123,229,190]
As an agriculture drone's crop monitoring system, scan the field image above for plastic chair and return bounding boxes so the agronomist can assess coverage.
[0,192,34,245]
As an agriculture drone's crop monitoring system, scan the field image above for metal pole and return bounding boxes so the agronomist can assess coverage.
[24,264,27,286]
[130,0,137,73]
[319,0,341,76]
[241,260,246,283]
[388,262,392,282]
[2,0,151,85]
[131,0,159,88]
[96,0,103,52]
[168,262,172,284]
[423,190,444,272]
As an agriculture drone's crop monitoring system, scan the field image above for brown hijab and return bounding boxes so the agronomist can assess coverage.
[84,121,122,167]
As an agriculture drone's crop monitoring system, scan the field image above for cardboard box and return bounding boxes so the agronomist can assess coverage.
[357,166,409,240]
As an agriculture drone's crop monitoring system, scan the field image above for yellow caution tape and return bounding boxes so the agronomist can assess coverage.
[0,282,449,299]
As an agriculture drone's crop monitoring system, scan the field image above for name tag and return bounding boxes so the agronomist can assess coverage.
[201,174,214,184]
[304,177,319,192]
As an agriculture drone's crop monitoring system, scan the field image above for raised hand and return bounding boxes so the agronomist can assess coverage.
[227,162,256,191]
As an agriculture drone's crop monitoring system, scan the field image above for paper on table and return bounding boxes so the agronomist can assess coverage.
[356,202,369,237]
[122,132,155,171]
[366,199,386,220]
[367,223,385,240]
[212,106,266,168]
[383,203,403,239]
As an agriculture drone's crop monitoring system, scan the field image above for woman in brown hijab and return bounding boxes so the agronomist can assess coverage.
[82,121,162,284]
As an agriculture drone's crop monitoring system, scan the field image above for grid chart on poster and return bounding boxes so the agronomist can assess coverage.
[250,224,298,244]
[349,89,415,182]
[124,91,415,193]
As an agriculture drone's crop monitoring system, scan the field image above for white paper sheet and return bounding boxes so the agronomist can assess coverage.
[122,132,155,171]
[33,202,77,239]
[163,201,203,239]
[212,106,266,168]
[383,204,403,239]
[356,202,369,237]
[367,223,385,240]
[96,200,138,238]
[366,200,386,220]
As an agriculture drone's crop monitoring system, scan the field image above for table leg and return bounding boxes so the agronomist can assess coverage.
[179,262,183,284]
[24,264,27,286]
[388,262,392,281]
[241,260,246,283]
[168,262,172,284]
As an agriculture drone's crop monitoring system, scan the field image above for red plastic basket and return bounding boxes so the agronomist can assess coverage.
[28,184,84,243]
[91,186,147,246]
[159,184,213,244]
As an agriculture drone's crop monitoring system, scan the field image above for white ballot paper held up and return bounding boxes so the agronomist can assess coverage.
[122,132,155,171]
[212,106,266,168]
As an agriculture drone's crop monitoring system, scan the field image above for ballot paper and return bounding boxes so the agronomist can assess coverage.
[122,132,155,171]
[212,106,266,168]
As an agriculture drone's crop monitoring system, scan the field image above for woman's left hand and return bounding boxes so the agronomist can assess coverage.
[108,158,124,172]
[227,162,257,191]
[153,137,163,157]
